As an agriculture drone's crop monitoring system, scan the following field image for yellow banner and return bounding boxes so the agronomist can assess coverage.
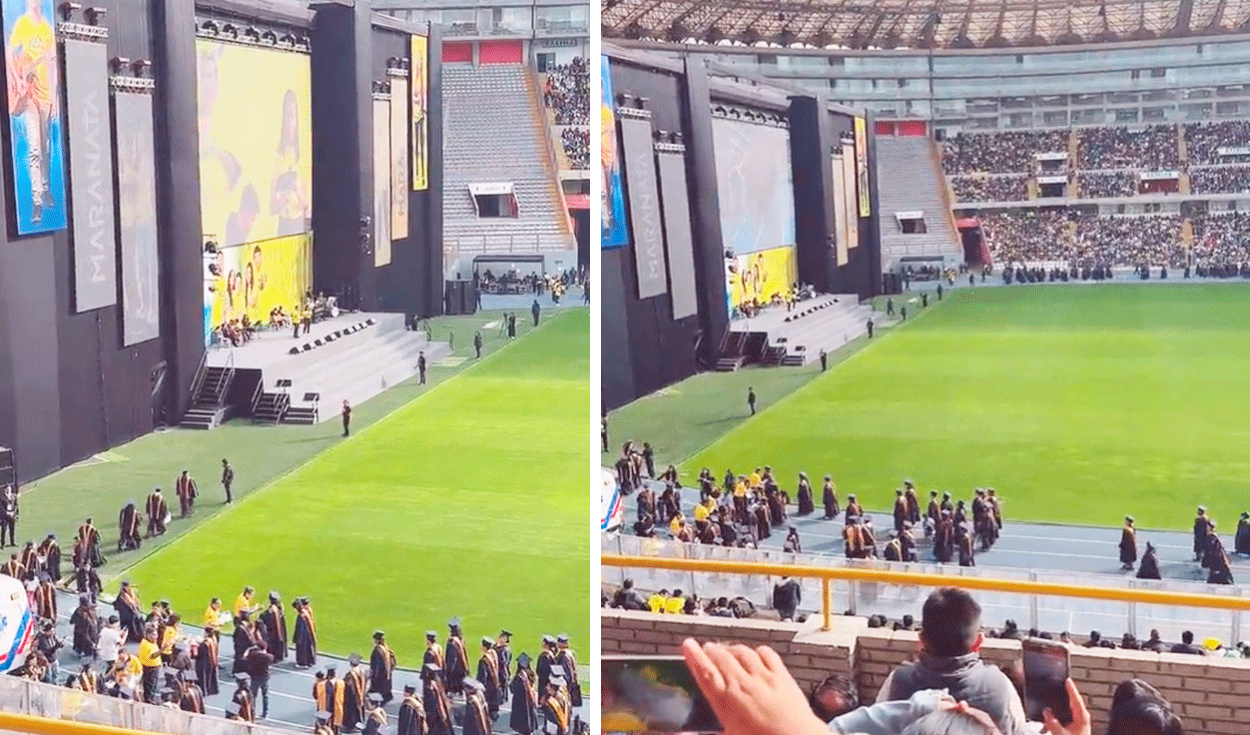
[208,234,311,329]
[196,40,312,247]
[854,117,871,218]
[727,246,797,310]
[410,35,428,191]
[390,74,410,239]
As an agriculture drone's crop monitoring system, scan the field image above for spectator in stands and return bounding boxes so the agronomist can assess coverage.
[1078,125,1179,170]
[1189,165,1250,194]
[1077,172,1137,199]
[1104,679,1185,735]
[1183,120,1250,166]
[560,128,589,169]
[876,588,1027,735]
[942,130,1068,175]
[950,176,1029,203]
[543,57,589,126]
[610,579,648,611]
[808,673,859,722]
[1170,631,1203,655]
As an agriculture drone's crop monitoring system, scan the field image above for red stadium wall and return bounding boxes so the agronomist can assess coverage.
[898,120,927,136]
[442,42,472,63]
[480,40,522,64]
[875,121,895,136]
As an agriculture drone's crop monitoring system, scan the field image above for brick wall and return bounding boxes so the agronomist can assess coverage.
[602,611,1250,734]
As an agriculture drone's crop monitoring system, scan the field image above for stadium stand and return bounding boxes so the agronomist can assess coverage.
[1189,164,1250,194]
[542,58,589,126]
[441,63,572,253]
[560,127,589,169]
[876,136,963,267]
[1076,171,1138,199]
[942,130,1069,175]
[1078,124,1179,170]
[1184,121,1250,165]
[949,175,1029,203]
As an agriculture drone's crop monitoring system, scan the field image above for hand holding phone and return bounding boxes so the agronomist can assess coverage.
[601,654,721,733]
[1022,638,1073,725]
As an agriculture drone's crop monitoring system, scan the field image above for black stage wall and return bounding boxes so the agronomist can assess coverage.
[0,0,438,485]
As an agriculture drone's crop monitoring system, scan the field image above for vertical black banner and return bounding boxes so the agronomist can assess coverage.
[114,91,160,345]
[64,39,117,312]
[620,115,665,299]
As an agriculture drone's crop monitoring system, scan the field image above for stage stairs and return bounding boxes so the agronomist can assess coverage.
[721,296,874,369]
[180,362,237,430]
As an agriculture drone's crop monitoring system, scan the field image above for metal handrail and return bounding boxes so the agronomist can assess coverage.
[187,350,208,407]
[601,553,1250,634]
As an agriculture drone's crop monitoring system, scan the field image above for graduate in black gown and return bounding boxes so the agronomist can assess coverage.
[555,635,582,708]
[822,476,839,520]
[795,472,814,516]
[369,630,396,704]
[397,684,425,735]
[422,663,453,735]
[1136,542,1161,580]
[510,653,539,735]
[477,636,502,717]
[292,597,317,667]
[536,635,556,692]
[261,592,287,663]
[445,618,468,695]
[1119,516,1137,571]
[362,692,387,735]
[1236,512,1250,556]
[493,630,512,703]
[343,654,369,733]
[195,629,220,696]
[463,677,493,735]
[36,533,60,582]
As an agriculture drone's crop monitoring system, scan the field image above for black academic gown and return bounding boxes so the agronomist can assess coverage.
[510,671,539,735]
[423,679,453,735]
[397,694,425,735]
[542,693,571,735]
[1137,548,1161,580]
[231,625,253,674]
[261,604,287,663]
[822,483,838,518]
[464,694,493,735]
[796,480,814,516]
[294,609,317,667]
[370,643,396,703]
[478,653,502,713]
[362,708,387,735]
[536,650,555,692]
[1119,527,1137,565]
[445,637,468,694]
[343,666,368,733]
[196,637,220,696]
[1237,520,1250,555]
[556,649,582,707]
[38,539,60,581]
[494,643,512,702]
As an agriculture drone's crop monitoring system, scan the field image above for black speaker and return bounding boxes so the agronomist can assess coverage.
[457,281,472,314]
[0,447,14,488]
[444,281,461,315]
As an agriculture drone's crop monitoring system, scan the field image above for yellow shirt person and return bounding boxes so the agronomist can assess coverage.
[8,7,54,108]
[647,593,665,613]
[137,637,162,669]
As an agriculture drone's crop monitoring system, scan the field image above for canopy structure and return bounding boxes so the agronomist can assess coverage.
[603,0,1250,50]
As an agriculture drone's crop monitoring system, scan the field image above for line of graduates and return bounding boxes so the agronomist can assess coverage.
[117,471,201,552]
[311,620,580,735]
[1122,506,1240,584]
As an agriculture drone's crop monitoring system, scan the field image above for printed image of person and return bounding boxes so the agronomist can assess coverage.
[246,245,267,313]
[411,44,427,189]
[117,116,159,334]
[601,102,618,237]
[6,0,58,225]
[197,43,246,245]
[271,90,309,236]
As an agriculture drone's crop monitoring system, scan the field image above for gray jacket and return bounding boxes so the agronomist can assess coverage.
[829,689,950,735]
[877,652,1026,735]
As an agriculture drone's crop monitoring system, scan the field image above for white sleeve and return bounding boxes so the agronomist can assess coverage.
[873,671,896,704]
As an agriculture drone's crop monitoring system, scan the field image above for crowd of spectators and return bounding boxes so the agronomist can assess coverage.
[1189,164,1250,194]
[1072,213,1185,266]
[1183,120,1250,165]
[949,176,1028,203]
[941,130,1068,175]
[560,127,589,170]
[543,57,589,126]
[1190,210,1250,265]
[1076,171,1137,199]
[982,210,1074,263]
[1077,124,1180,170]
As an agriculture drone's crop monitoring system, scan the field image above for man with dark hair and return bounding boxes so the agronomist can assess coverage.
[808,674,859,722]
[876,588,1026,735]
[747,387,756,416]
[221,459,234,504]
[1169,630,1203,655]
[1107,679,1185,735]
[772,575,801,621]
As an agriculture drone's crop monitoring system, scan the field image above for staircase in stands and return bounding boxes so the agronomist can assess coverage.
[877,136,964,268]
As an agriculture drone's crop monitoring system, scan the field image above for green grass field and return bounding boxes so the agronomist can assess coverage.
[628,285,1250,531]
[27,309,589,662]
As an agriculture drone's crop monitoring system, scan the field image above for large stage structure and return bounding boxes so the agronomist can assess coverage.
[601,44,882,410]
[0,0,445,484]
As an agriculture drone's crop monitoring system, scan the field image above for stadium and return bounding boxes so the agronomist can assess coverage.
[0,0,589,733]
[601,3,1250,734]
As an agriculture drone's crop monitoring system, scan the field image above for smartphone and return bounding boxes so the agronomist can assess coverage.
[601,655,721,733]
[1022,638,1073,725]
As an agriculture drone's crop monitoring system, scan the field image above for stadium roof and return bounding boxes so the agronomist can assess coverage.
[602,0,1250,50]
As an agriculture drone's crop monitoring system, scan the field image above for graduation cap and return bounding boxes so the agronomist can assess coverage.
[481,636,493,647]
[367,692,384,704]
[423,662,442,674]
[448,617,461,629]
[348,653,362,665]
[549,674,566,687]
[463,677,482,692]
[373,630,386,640]
[269,591,281,602]
[44,532,54,539]
[225,702,241,717]
[159,687,177,699]
[500,630,512,638]
[162,666,180,679]
[326,667,337,677]
[316,711,331,722]
[315,670,326,680]
[541,635,555,645]
[425,630,438,639]
[1126,515,1135,523]
[517,653,532,668]
[235,674,251,685]
[403,684,416,694]
[557,634,569,644]
[847,494,857,500]
[159,599,171,607]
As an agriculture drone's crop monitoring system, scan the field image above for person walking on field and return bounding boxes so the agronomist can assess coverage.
[747,387,756,416]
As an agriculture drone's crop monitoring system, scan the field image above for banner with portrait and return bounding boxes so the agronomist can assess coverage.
[842,140,859,253]
[115,92,159,346]
[600,55,628,248]
[206,233,311,333]
[389,74,409,240]
[854,117,871,218]
[373,97,391,266]
[410,35,428,191]
[725,245,797,314]
[196,40,312,246]
[4,0,66,235]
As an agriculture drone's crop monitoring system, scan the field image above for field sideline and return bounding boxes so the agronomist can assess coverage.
[117,309,590,659]
[626,285,1250,532]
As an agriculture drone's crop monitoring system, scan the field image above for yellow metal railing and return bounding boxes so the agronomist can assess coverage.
[602,554,1250,633]
[0,713,158,735]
